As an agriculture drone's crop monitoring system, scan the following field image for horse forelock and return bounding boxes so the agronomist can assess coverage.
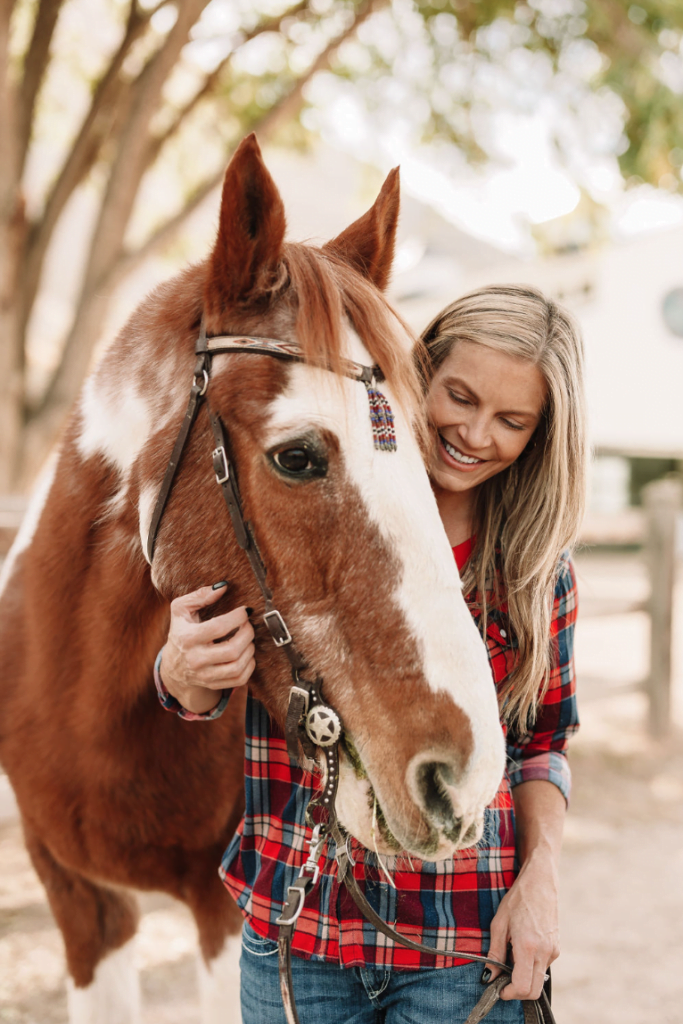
[276,243,426,429]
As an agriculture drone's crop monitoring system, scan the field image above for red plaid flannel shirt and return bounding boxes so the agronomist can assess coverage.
[156,545,579,970]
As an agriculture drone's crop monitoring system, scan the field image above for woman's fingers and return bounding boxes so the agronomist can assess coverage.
[172,602,251,648]
[188,626,255,676]
[500,953,548,1001]
[172,582,229,621]
[163,584,257,698]
[195,646,256,688]
[484,916,509,983]
[184,620,255,670]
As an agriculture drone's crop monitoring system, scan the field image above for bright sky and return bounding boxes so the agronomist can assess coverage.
[306,85,683,255]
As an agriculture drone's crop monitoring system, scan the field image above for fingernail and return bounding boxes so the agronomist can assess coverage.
[245,607,254,616]
[212,581,228,590]
[481,968,492,984]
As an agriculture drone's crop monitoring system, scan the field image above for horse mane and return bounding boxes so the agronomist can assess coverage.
[277,242,428,441]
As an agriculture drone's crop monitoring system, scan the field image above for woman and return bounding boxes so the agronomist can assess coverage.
[156,284,585,1023]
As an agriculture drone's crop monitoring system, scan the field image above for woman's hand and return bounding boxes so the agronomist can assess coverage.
[486,780,565,1001]
[486,850,559,1000]
[161,582,255,715]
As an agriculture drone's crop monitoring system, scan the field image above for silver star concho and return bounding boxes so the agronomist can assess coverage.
[305,706,342,748]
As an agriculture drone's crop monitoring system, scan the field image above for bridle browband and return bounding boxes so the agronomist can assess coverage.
[147,320,555,1024]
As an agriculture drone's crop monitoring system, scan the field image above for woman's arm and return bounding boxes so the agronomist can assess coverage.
[487,779,565,1000]
[487,557,578,999]
[160,583,256,715]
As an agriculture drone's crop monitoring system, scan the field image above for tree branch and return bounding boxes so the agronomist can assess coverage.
[19,0,174,351]
[31,0,212,422]
[18,0,63,170]
[27,0,381,439]
[28,3,149,252]
[114,0,381,282]
[144,0,312,174]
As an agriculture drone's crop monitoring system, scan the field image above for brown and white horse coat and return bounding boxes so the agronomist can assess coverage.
[0,135,504,1024]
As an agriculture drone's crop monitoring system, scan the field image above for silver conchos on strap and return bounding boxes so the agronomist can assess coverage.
[305,706,342,747]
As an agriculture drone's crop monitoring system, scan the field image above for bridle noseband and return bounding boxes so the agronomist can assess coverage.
[147,320,555,1024]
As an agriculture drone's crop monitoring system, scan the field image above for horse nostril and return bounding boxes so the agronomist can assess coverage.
[416,762,460,836]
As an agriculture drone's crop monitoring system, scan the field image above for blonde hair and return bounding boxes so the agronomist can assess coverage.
[421,284,587,733]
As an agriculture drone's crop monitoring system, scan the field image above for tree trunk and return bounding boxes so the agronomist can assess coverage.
[0,6,28,491]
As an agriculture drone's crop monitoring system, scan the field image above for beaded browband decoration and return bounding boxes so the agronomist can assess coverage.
[203,334,397,453]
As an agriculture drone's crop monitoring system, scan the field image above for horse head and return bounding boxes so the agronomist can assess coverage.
[120,135,505,860]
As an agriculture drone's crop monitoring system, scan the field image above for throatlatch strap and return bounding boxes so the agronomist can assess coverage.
[146,354,208,561]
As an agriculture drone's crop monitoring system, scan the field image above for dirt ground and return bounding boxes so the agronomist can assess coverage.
[1,550,682,1023]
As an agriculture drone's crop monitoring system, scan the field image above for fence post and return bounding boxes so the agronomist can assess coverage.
[643,477,682,738]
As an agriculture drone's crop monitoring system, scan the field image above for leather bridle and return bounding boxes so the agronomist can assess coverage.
[147,321,556,1024]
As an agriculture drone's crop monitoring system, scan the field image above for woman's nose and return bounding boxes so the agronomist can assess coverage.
[459,414,491,451]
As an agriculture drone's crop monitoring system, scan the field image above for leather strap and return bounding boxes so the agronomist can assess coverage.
[146,353,209,561]
[274,812,556,1024]
[330,818,509,972]
[146,320,381,569]
[335,831,556,1024]
[206,407,309,675]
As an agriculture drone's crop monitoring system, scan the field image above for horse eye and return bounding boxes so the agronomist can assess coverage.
[273,448,312,473]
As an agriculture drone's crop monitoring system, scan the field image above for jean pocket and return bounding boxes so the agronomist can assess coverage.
[241,920,279,957]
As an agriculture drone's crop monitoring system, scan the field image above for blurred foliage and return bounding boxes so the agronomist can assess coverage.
[321,0,683,191]
[3,0,683,487]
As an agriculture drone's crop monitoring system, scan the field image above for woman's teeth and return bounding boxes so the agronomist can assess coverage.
[441,436,483,465]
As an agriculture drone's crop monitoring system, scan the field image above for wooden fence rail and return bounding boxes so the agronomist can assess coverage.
[643,477,683,738]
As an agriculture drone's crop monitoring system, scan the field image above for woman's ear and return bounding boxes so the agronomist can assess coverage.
[205,134,286,316]
[323,167,400,291]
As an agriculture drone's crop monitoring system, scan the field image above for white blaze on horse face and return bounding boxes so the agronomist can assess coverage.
[264,328,505,854]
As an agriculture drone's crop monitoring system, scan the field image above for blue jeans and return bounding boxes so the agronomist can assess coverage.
[240,921,524,1024]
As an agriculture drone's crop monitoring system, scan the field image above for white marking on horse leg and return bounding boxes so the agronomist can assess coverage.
[66,939,141,1024]
[197,935,242,1024]
[0,453,58,600]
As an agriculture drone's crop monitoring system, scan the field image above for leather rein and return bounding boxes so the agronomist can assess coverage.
[147,322,556,1024]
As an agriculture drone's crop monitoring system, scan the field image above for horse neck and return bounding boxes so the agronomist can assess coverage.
[19,426,168,711]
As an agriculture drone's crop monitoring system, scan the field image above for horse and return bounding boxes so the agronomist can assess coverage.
[0,134,505,1024]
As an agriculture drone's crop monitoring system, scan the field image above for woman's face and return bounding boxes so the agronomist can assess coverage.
[426,339,547,496]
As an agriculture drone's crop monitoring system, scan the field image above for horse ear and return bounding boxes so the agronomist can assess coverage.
[323,167,400,291]
[205,134,286,312]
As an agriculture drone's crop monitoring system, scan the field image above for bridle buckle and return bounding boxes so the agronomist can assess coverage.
[263,609,292,647]
[212,445,229,485]
[275,884,307,926]
[288,685,311,716]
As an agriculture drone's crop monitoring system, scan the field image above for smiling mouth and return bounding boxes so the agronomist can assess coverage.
[439,434,485,466]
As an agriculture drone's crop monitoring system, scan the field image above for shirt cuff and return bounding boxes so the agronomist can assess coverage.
[507,750,572,804]
[154,648,230,721]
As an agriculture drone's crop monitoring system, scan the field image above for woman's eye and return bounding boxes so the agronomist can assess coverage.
[501,419,525,432]
[273,448,312,473]
[447,389,470,406]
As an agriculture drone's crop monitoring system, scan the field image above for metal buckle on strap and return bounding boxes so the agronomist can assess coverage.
[275,884,307,926]
[195,369,209,396]
[288,685,311,716]
[212,446,229,485]
[264,609,292,646]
